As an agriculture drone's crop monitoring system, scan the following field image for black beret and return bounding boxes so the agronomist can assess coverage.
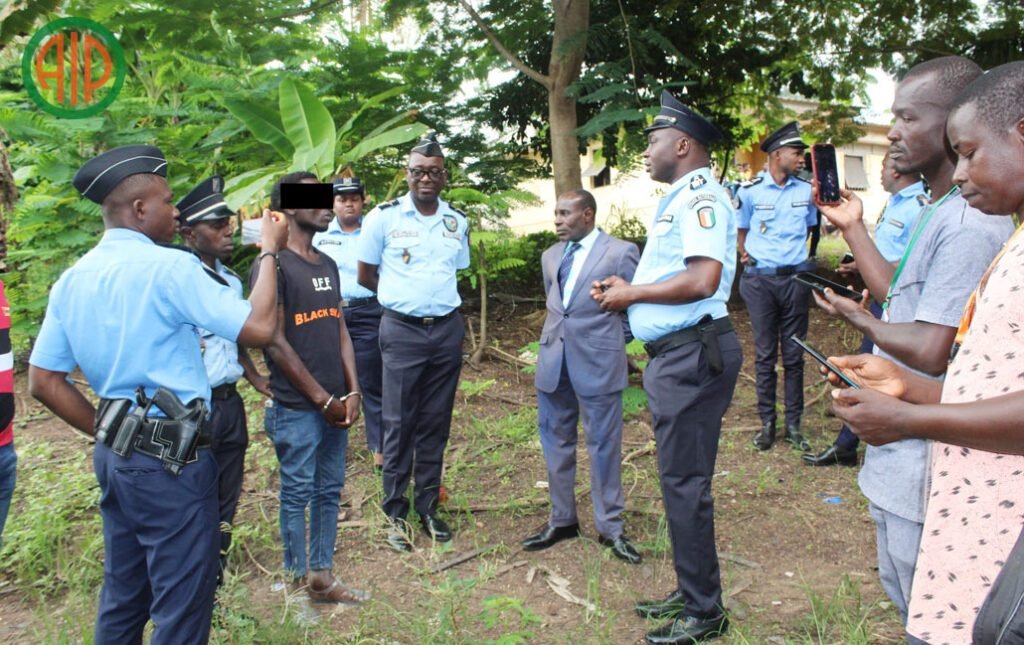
[73,145,168,204]
[644,90,723,146]
[332,176,364,195]
[411,131,444,158]
[760,121,809,153]
[176,175,234,224]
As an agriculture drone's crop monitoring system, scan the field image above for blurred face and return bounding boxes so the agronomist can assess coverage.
[948,103,1024,216]
[184,218,235,262]
[773,146,805,177]
[553,195,593,242]
[406,152,446,204]
[333,192,364,227]
[137,176,179,244]
[644,128,685,184]
[887,73,949,176]
[879,155,899,194]
[290,177,332,233]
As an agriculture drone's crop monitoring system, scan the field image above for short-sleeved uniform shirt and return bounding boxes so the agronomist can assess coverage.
[874,180,928,262]
[200,260,246,389]
[859,192,1016,523]
[249,249,345,410]
[628,167,737,342]
[29,228,252,406]
[312,218,376,301]
[357,192,470,317]
[735,174,817,267]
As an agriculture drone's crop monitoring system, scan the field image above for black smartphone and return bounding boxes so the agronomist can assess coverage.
[841,253,854,264]
[793,271,864,302]
[789,335,861,390]
[811,143,841,205]
[279,182,333,210]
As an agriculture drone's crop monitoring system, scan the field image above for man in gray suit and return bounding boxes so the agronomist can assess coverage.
[522,189,642,564]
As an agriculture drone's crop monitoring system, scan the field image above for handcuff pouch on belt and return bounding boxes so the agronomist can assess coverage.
[95,387,208,476]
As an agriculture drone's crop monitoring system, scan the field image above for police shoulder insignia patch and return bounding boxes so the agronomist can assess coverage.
[442,214,458,232]
[687,192,718,209]
[916,193,929,207]
[689,174,707,190]
[697,206,716,229]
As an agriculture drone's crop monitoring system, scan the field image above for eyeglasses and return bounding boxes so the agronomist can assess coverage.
[407,167,445,180]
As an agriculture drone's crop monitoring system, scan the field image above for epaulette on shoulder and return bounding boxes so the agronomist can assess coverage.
[739,176,764,189]
[793,175,811,184]
[449,206,467,218]
[201,264,230,287]
[223,265,242,281]
[378,198,400,210]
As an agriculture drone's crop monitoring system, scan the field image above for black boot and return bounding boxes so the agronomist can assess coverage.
[802,443,858,466]
[752,421,775,451]
[784,423,810,451]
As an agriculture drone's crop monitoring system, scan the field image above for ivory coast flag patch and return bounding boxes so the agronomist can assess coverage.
[697,206,716,229]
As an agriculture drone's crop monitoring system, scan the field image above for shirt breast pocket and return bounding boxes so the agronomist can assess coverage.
[386,236,421,265]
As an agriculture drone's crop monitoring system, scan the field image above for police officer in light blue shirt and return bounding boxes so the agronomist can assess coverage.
[357,134,469,552]
[177,175,272,585]
[736,121,818,452]
[593,90,743,645]
[313,176,385,470]
[27,145,286,644]
[872,156,928,263]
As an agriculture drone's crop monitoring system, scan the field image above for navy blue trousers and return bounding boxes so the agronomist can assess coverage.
[378,313,464,520]
[209,390,247,583]
[93,444,219,645]
[344,302,384,454]
[644,330,742,618]
[739,273,812,427]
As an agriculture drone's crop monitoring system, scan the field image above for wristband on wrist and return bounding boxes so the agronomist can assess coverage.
[321,394,335,412]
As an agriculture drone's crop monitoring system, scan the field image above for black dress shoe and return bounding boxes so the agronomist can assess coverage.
[521,523,582,551]
[419,514,452,542]
[598,534,642,564]
[385,520,413,552]
[784,424,811,451]
[802,443,858,467]
[645,613,729,644]
[752,422,775,451]
[635,589,686,620]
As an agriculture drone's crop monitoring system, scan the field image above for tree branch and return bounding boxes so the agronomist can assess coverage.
[271,0,346,21]
[455,0,551,89]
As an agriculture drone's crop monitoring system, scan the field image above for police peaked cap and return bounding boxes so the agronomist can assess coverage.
[176,175,234,224]
[332,176,365,195]
[73,144,168,204]
[411,132,444,158]
[760,121,809,153]
[644,90,724,146]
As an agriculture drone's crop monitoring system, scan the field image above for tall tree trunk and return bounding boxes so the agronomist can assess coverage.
[548,0,588,196]
[457,0,589,196]
[0,127,16,266]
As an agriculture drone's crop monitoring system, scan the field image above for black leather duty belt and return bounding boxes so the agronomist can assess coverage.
[644,316,734,359]
[342,296,378,309]
[211,382,238,400]
[382,307,456,327]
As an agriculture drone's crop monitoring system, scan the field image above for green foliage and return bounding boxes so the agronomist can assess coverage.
[459,377,496,399]
[477,595,543,643]
[621,385,648,418]
[802,574,889,644]
[0,440,104,598]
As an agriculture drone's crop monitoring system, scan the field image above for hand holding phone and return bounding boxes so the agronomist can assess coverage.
[793,272,864,302]
[789,336,860,389]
